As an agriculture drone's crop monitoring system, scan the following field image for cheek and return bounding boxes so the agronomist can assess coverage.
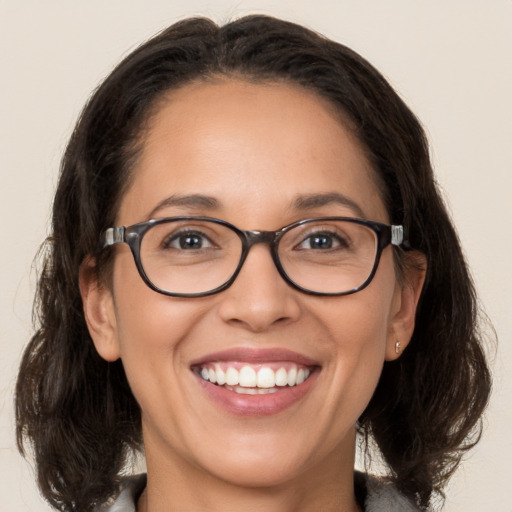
[320,293,390,387]
[319,260,398,404]
[109,250,205,389]
[323,260,397,352]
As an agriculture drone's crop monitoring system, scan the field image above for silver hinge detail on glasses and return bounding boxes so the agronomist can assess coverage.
[391,225,404,246]
[103,227,125,248]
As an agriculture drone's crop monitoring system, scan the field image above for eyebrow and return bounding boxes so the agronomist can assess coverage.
[146,192,366,220]
[291,192,367,218]
[147,194,221,219]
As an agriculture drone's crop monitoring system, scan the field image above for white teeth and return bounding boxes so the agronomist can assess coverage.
[287,367,297,386]
[239,366,257,387]
[225,367,239,386]
[256,367,275,388]
[275,367,288,386]
[198,363,313,389]
[215,365,226,385]
[225,385,279,395]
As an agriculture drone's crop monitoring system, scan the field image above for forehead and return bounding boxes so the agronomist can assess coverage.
[118,79,387,226]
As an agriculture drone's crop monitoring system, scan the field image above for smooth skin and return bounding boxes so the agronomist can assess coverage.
[81,79,426,512]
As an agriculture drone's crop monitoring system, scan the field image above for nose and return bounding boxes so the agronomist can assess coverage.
[217,244,301,332]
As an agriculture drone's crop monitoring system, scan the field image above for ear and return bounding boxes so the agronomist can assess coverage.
[385,251,427,361]
[79,256,121,362]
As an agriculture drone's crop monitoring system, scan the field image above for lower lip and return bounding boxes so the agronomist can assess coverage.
[195,371,318,416]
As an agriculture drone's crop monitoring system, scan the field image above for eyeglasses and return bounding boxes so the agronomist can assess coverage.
[102,216,404,297]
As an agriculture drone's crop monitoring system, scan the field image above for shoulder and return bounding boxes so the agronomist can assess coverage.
[94,474,146,512]
[357,472,422,512]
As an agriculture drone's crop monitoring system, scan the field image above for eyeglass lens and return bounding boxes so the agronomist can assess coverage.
[139,219,379,295]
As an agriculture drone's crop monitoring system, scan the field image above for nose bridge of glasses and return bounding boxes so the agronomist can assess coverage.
[244,230,279,249]
[234,230,288,290]
[238,230,282,272]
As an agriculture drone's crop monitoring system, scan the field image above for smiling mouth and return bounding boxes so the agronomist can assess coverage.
[193,362,315,394]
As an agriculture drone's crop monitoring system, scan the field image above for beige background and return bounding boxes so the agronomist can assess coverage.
[1,1,511,510]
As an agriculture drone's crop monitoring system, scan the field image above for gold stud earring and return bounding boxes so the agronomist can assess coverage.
[395,340,401,354]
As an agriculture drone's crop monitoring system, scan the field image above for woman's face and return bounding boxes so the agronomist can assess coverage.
[85,79,419,490]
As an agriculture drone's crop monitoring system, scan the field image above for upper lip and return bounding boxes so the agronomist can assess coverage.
[189,347,320,367]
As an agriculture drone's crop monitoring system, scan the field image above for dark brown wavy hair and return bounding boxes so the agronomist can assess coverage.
[16,15,491,511]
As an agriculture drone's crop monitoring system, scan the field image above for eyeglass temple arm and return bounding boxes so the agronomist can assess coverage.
[391,225,404,246]
[102,227,126,249]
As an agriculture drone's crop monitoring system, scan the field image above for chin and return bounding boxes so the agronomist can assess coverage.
[201,454,306,489]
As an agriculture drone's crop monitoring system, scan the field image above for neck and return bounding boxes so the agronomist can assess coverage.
[138,431,361,512]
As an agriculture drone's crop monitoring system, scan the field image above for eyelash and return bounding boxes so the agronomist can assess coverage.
[294,229,351,250]
[162,230,214,250]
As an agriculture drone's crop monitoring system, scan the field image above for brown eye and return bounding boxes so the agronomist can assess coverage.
[163,231,214,250]
[296,232,349,250]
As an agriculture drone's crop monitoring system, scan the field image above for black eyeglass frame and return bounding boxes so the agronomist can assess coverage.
[102,216,404,298]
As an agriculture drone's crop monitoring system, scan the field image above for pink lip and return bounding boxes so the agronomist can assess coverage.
[190,347,319,367]
[196,372,318,416]
[190,347,320,417]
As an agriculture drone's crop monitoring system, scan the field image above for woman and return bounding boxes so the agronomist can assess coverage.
[15,15,491,512]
